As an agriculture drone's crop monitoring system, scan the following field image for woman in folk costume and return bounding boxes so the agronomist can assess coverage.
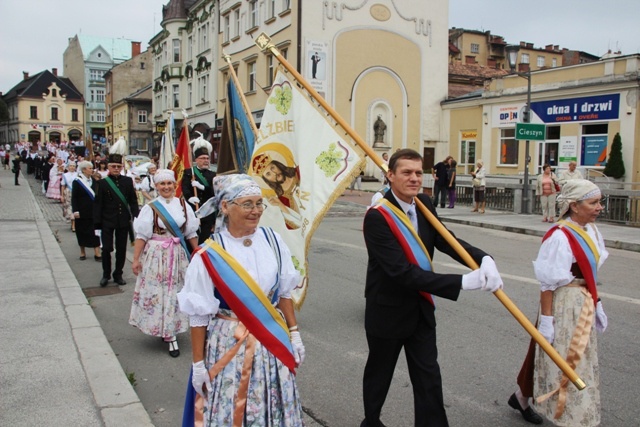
[129,169,199,357]
[178,174,305,426]
[46,157,65,200]
[509,179,609,426]
[61,161,78,231]
[71,161,102,261]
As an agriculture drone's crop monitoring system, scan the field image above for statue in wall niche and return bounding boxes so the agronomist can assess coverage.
[373,115,387,146]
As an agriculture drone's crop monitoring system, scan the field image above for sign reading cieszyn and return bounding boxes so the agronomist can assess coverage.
[516,123,546,141]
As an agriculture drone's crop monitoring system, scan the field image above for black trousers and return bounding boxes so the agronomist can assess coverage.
[433,185,448,208]
[197,218,215,244]
[100,226,129,279]
[363,318,448,427]
[14,168,20,185]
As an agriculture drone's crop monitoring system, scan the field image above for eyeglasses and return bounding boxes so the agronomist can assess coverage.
[230,201,267,212]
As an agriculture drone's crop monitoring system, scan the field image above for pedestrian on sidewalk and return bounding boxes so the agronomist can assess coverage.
[94,149,140,287]
[536,164,559,223]
[432,155,451,208]
[470,159,486,213]
[12,154,21,185]
[350,169,364,196]
[71,161,102,261]
[509,179,608,426]
[447,158,457,208]
[178,174,305,426]
[129,169,198,357]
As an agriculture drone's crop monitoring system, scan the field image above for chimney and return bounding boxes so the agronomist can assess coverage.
[132,41,141,57]
[23,71,29,80]
[52,68,58,76]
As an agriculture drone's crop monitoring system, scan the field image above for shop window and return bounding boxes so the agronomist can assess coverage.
[499,128,518,166]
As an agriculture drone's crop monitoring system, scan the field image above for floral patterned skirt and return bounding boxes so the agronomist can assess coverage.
[128,237,189,338]
[202,311,304,426]
[534,285,600,426]
[62,187,74,220]
[46,176,61,200]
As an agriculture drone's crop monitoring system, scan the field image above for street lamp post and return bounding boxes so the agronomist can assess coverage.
[506,45,533,214]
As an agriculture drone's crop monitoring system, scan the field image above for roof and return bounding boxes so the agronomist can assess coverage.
[2,70,83,103]
[75,35,134,62]
[126,84,153,101]
[448,62,509,79]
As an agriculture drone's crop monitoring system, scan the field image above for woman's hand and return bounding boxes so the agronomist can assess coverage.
[192,360,211,398]
[132,259,142,276]
[290,331,306,366]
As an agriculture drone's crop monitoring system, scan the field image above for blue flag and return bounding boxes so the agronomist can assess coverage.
[224,78,256,173]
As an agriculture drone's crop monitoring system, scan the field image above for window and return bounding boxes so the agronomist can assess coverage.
[281,48,288,59]
[460,139,476,173]
[96,111,105,122]
[248,61,256,91]
[188,36,193,59]
[51,89,57,97]
[249,0,259,28]
[163,41,168,65]
[51,107,58,120]
[188,83,192,108]
[268,0,276,18]
[521,53,530,64]
[283,0,290,10]
[106,79,111,93]
[499,128,518,165]
[90,90,95,102]
[198,74,209,103]
[140,62,145,69]
[234,9,241,37]
[470,43,479,54]
[163,86,168,109]
[224,15,230,43]
[201,23,209,50]
[173,39,181,62]
[172,84,180,108]
[155,94,162,115]
[30,106,37,119]
[580,124,609,166]
[90,69,103,81]
[267,55,275,86]
[552,58,557,68]
[96,89,105,102]
[537,56,545,67]
[72,109,79,121]
[138,110,147,124]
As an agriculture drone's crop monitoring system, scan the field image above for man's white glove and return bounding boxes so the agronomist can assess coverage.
[188,196,200,205]
[290,331,306,366]
[192,360,211,398]
[192,180,205,191]
[595,300,608,333]
[538,315,555,344]
[461,268,486,291]
[479,256,504,292]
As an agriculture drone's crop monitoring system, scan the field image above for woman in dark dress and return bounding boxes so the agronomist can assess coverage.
[71,161,102,261]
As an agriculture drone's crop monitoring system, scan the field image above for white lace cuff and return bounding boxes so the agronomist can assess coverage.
[189,314,211,327]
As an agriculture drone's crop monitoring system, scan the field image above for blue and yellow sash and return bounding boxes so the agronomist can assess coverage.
[372,199,435,306]
[543,220,599,304]
[148,199,192,260]
[197,237,296,372]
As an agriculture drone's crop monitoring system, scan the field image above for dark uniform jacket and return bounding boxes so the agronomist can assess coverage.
[363,191,488,339]
[181,167,216,216]
[93,174,140,229]
[71,178,98,219]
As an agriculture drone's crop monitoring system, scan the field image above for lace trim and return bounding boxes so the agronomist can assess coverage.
[189,314,210,327]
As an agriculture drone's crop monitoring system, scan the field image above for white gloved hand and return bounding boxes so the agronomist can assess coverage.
[461,268,486,291]
[191,360,211,398]
[188,196,200,205]
[595,300,608,333]
[192,180,205,191]
[538,315,555,344]
[479,256,504,292]
[290,331,306,366]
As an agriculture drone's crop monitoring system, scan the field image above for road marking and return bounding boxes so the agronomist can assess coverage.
[312,237,640,306]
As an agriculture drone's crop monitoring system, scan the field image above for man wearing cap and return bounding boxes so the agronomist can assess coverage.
[94,153,140,287]
[182,146,216,243]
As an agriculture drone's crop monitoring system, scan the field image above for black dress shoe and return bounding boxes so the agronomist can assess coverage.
[360,420,387,427]
[114,277,127,286]
[168,339,180,358]
[508,393,543,424]
[99,277,109,287]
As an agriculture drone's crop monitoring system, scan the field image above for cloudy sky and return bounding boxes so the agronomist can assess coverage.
[1,0,638,93]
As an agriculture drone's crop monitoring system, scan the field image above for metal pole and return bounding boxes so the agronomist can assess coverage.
[522,72,532,214]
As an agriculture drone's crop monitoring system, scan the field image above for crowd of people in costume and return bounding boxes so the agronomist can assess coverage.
[6,138,612,427]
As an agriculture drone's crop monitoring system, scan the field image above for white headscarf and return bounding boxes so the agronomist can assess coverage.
[557,179,601,219]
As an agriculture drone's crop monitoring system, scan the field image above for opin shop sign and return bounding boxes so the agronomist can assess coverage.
[530,94,620,123]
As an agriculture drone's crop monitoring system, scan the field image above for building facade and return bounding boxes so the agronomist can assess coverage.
[63,35,137,147]
[1,69,84,146]
[442,54,640,183]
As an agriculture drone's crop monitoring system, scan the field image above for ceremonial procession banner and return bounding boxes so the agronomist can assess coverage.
[248,69,365,306]
[171,121,191,198]
[158,112,175,169]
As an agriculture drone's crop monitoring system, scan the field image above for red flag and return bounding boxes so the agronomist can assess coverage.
[171,124,191,197]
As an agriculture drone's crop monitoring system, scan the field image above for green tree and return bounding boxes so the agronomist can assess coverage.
[603,132,625,179]
[0,98,8,123]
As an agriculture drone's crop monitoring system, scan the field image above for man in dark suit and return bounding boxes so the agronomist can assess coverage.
[361,149,504,427]
[182,147,216,243]
[94,153,139,287]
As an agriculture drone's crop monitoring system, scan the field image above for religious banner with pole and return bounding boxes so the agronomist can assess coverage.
[253,32,586,390]
[158,111,176,169]
[171,114,191,198]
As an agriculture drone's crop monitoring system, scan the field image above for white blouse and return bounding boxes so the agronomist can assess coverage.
[178,228,302,326]
[532,218,609,292]
[133,197,199,241]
